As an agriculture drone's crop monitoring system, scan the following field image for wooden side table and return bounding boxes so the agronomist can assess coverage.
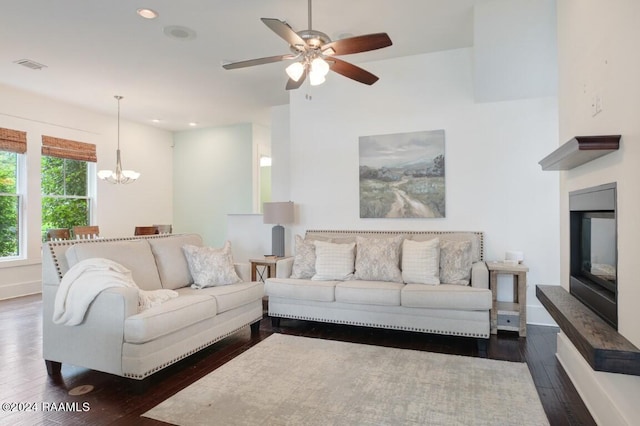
[486,261,529,337]
[249,257,285,282]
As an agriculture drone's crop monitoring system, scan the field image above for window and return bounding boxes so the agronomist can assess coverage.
[0,127,26,258]
[41,136,96,240]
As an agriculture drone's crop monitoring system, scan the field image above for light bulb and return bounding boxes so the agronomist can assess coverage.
[122,170,141,179]
[285,62,305,82]
[97,170,114,180]
[311,57,330,77]
[309,70,326,86]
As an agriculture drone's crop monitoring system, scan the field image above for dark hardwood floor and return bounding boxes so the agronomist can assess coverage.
[1,294,594,425]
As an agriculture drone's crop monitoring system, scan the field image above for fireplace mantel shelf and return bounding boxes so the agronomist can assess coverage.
[538,135,620,171]
[536,285,640,376]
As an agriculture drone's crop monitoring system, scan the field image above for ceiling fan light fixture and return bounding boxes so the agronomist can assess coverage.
[286,61,305,82]
[311,57,330,77]
[309,69,326,86]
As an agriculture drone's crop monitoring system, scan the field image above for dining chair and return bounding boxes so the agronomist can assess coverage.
[73,225,100,239]
[153,224,172,234]
[134,226,159,236]
[45,228,70,241]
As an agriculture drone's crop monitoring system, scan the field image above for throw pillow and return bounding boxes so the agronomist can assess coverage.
[354,236,403,283]
[290,235,316,279]
[312,240,356,281]
[401,238,440,285]
[439,239,472,285]
[182,241,242,288]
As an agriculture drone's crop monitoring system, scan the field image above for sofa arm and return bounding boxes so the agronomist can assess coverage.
[42,284,138,376]
[276,257,294,278]
[234,263,251,282]
[471,261,489,289]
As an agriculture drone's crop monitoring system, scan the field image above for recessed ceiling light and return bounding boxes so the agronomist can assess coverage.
[151,119,161,123]
[189,122,198,127]
[137,8,158,19]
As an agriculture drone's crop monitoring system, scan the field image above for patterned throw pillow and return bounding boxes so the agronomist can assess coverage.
[312,240,356,281]
[401,238,440,285]
[354,236,403,283]
[182,241,242,288]
[439,239,472,285]
[291,235,316,279]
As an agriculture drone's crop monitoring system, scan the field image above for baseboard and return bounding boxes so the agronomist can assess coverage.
[526,304,557,326]
[556,332,640,426]
[0,280,42,300]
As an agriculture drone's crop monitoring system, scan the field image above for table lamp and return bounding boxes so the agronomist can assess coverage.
[263,201,294,257]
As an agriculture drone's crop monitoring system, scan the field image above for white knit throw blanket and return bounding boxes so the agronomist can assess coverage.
[53,258,178,326]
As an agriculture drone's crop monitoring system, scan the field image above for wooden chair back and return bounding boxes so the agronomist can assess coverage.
[134,226,159,236]
[46,228,70,241]
[153,224,172,234]
[73,226,100,239]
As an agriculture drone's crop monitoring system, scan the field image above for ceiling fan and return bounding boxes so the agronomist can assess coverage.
[222,0,393,90]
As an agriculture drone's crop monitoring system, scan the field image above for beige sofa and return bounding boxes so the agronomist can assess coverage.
[42,233,263,381]
[265,230,492,340]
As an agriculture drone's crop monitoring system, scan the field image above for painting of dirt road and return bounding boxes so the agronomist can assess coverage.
[359,130,445,218]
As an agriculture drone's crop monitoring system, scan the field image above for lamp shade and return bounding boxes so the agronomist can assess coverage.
[263,201,294,225]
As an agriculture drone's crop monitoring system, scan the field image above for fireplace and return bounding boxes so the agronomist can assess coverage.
[569,182,617,328]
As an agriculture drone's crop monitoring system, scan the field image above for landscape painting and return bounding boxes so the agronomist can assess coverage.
[359,130,445,218]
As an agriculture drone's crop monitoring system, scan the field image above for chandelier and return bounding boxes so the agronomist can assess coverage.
[97,95,140,184]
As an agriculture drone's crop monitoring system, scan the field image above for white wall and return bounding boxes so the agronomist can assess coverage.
[0,84,173,299]
[274,47,559,325]
[556,0,640,423]
[173,123,253,247]
[474,0,558,102]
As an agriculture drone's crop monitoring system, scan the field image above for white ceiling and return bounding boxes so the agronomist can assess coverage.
[0,0,490,131]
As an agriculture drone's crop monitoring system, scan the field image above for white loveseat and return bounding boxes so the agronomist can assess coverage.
[42,233,264,381]
[265,230,492,340]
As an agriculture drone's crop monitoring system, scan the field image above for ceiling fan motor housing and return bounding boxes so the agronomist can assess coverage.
[297,29,331,49]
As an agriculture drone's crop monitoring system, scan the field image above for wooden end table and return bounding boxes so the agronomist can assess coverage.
[486,261,529,337]
[249,257,287,283]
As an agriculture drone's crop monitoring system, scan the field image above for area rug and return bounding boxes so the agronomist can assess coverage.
[143,334,548,425]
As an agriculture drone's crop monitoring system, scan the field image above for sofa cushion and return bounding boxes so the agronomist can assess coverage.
[335,280,403,306]
[290,235,316,279]
[439,239,473,285]
[401,238,440,285]
[124,294,217,344]
[354,236,403,283]
[65,239,162,291]
[401,284,492,310]
[412,232,482,263]
[177,281,263,314]
[148,234,203,290]
[312,241,356,281]
[265,278,337,302]
[183,242,242,288]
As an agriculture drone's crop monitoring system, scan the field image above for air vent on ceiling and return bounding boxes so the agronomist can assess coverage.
[14,59,47,70]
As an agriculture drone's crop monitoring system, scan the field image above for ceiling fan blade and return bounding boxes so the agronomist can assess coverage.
[322,33,392,56]
[261,18,307,51]
[286,69,307,90]
[223,54,295,70]
[329,58,379,85]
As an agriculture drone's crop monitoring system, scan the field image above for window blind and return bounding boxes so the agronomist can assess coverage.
[41,135,97,162]
[0,127,27,154]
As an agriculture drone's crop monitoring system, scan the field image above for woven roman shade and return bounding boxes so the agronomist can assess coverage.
[41,135,97,162]
[0,127,27,154]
